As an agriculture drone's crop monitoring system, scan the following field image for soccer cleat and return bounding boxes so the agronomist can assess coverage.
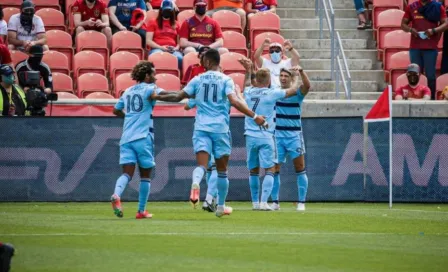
[110,194,123,218]
[252,202,260,210]
[223,206,233,215]
[260,202,273,211]
[215,205,232,218]
[190,183,200,209]
[202,200,216,212]
[136,210,153,219]
[271,203,280,210]
[297,203,306,211]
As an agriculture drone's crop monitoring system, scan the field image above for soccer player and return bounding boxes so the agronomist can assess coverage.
[239,57,301,211]
[270,66,311,211]
[152,49,267,217]
[110,61,183,219]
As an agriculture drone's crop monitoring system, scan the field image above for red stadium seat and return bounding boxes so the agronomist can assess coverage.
[46,30,74,69]
[77,73,109,98]
[57,92,79,99]
[10,50,28,68]
[376,9,404,45]
[212,10,242,33]
[177,0,194,11]
[36,8,66,31]
[73,51,106,78]
[228,73,245,92]
[52,72,74,94]
[76,31,109,68]
[1,0,22,9]
[220,52,246,75]
[182,52,200,77]
[112,31,144,59]
[2,8,19,23]
[148,52,180,77]
[372,0,402,30]
[34,0,61,10]
[388,51,411,89]
[42,51,70,75]
[382,30,410,71]
[177,9,194,23]
[85,92,115,99]
[155,74,181,91]
[222,31,248,57]
[145,10,159,25]
[396,73,427,89]
[114,73,135,97]
[253,32,285,57]
[110,51,140,88]
[248,12,280,49]
[436,74,448,94]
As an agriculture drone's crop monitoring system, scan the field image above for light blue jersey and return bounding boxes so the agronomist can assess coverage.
[275,87,305,138]
[184,71,235,133]
[115,83,157,145]
[244,86,286,138]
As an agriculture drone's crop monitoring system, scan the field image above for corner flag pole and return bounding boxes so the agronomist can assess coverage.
[388,85,393,209]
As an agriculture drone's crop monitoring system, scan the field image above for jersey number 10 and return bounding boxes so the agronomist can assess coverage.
[126,94,143,113]
[203,83,218,102]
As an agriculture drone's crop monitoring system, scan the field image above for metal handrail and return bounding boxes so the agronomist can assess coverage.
[319,0,335,78]
[335,32,352,99]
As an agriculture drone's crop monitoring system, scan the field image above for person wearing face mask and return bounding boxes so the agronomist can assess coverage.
[395,64,431,100]
[7,0,48,52]
[253,38,300,88]
[15,45,53,95]
[145,0,183,69]
[0,65,29,116]
[179,0,229,55]
[181,46,209,85]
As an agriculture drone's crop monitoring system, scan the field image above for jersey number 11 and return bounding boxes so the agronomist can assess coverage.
[203,83,218,102]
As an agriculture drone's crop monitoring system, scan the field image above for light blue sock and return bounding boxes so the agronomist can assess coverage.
[138,179,151,212]
[249,173,260,203]
[261,172,274,203]
[271,173,280,202]
[206,170,211,185]
[113,174,130,197]
[207,169,218,198]
[297,170,309,203]
[217,171,229,206]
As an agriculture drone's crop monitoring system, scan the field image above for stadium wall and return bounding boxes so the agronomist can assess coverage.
[0,117,447,203]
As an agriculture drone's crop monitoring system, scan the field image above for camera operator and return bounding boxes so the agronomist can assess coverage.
[15,44,52,94]
[0,65,29,116]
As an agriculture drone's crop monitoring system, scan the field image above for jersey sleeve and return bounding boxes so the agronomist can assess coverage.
[35,17,46,34]
[213,20,223,39]
[72,0,81,13]
[115,95,125,110]
[440,5,447,20]
[273,88,286,100]
[395,86,403,97]
[297,87,305,102]
[0,45,12,64]
[7,16,18,32]
[403,5,411,20]
[183,76,200,96]
[283,58,292,69]
[422,86,431,97]
[100,1,108,14]
[224,78,235,96]
[187,99,197,109]
[179,20,190,39]
[0,21,7,36]
[146,20,157,32]
[269,0,278,7]
[108,0,117,7]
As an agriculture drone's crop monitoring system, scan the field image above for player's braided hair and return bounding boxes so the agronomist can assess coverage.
[131,61,155,82]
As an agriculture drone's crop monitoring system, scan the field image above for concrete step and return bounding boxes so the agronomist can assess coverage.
[300,59,372,70]
[307,70,384,82]
[277,8,358,19]
[307,92,381,100]
[309,80,380,93]
[291,39,367,50]
[281,29,374,40]
[281,18,359,30]
[278,0,355,9]
[299,49,378,62]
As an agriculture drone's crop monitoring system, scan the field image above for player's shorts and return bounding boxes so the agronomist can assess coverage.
[119,135,155,169]
[193,130,232,159]
[277,134,306,164]
[246,135,278,170]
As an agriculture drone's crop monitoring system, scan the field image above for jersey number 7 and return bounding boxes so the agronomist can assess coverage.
[251,98,260,111]
[203,83,218,102]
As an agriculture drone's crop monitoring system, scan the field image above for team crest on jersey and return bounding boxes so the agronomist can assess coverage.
[94,8,100,17]
[122,8,130,17]
[206,24,212,32]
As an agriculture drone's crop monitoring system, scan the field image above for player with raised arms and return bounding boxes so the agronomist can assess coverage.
[270,66,311,211]
[239,57,301,211]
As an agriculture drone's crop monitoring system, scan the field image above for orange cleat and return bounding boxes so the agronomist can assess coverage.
[189,183,200,208]
[136,210,153,219]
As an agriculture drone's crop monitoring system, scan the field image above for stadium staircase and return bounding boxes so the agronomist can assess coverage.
[278,0,383,100]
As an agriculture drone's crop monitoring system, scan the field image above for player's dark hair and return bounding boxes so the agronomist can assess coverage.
[131,61,155,82]
[203,49,220,67]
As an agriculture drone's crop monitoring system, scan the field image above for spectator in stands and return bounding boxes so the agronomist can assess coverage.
[401,0,448,100]
[0,6,7,44]
[146,0,183,68]
[207,0,246,30]
[108,0,147,47]
[15,45,52,94]
[182,45,209,85]
[441,85,448,99]
[73,0,113,48]
[246,0,277,18]
[253,38,300,88]
[0,65,28,116]
[0,43,12,67]
[395,64,431,100]
[180,0,228,55]
[7,1,48,52]
[353,0,370,29]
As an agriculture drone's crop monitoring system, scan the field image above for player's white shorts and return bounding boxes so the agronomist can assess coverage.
[246,135,278,170]
[276,134,305,164]
[119,135,155,169]
[192,130,232,159]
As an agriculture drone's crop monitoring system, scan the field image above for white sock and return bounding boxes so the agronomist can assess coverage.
[205,194,214,203]
[192,166,206,186]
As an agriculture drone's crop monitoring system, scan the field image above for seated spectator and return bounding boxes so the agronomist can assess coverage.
[73,0,113,48]
[179,0,228,55]
[246,0,277,18]
[353,0,370,30]
[253,38,300,88]
[15,45,52,94]
[182,46,209,85]
[7,1,48,52]
[0,43,12,66]
[207,0,246,30]
[401,0,448,100]
[0,65,28,116]
[442,86,448,100]
[146,0,183,68]
[0,6,7,44]
[108,0,147,47]
[395,64,431,100]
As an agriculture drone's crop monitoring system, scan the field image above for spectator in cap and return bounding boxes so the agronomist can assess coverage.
[182,46,209,85]
[7,0,48,52]
[206,0,246,30]
[395,63,431,100]
[146,0,178,11]
[108,0,147,47]
[253,38,300,88]
[15,44,53,95]
[145,0,183,69]
[72,0,113,48]
[246,0,277,19]
[0,6,7,44]
[179,0,228,55]
[0,65,28,116]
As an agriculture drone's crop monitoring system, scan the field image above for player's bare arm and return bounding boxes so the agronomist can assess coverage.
[239,57,253,87]
[283,66,302,98]
[296,66,311,96]
[150,90,189,102]
[113,108,125,118]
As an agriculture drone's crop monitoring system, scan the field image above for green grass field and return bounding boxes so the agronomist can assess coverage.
[1,202,447,272]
